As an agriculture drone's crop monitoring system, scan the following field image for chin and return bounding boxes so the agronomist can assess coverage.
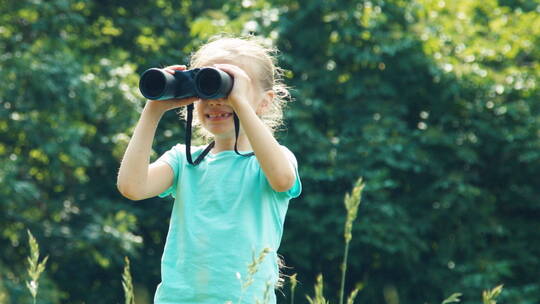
[204,125,235,137]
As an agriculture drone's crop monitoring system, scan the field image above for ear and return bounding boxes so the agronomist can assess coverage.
[257,90,274,116]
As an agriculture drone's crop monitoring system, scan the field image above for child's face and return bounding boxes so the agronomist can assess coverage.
[195,60,269,138]
[195,97,236,138]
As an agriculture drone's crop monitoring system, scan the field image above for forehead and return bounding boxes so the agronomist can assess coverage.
[196,57,263,81]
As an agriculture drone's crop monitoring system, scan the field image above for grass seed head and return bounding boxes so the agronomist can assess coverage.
[26,230,48,302]
[344,178,365,243]
[482,285,503,304]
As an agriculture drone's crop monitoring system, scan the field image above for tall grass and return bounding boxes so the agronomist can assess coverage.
[482,285,504,304]
[339,178,364,304]
[25,230,48,304]
[302,178,504,304]
[289,273,298,304]
[441,292,462,304]
[122,257,135,304]
[256,281,273,304]
[305,274,329,304]
[18,179,506,304]
[236,247,272,304]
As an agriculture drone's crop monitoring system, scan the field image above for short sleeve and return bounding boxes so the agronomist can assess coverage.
[280,146,302,198]
[156,144,184,198]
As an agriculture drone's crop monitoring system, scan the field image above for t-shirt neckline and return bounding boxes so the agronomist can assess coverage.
[209,149,254,157]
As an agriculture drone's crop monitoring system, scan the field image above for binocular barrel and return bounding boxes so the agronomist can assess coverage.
[139,67,233,101]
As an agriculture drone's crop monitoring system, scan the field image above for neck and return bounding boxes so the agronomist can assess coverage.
[211,134,252,153]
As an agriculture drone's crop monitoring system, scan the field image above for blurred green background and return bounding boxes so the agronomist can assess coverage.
[1,0,539,303]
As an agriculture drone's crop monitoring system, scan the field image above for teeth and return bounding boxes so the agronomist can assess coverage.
[208,113,230,118]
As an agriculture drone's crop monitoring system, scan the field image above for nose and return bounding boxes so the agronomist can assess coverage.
[206,98,226,106]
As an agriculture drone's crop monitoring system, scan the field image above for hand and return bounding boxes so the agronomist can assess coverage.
[146,65,198,113]
[212,63,255,111]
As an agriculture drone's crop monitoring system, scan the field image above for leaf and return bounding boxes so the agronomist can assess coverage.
[442,293,462,304]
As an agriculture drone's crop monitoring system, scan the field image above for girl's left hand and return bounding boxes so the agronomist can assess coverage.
[212,63,255,110]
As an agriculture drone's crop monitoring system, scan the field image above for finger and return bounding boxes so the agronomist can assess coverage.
[214,63,247,78]
[213,63,234,72]
[164,65,187,75]
[168,65,187,70]
[168,97,199,105]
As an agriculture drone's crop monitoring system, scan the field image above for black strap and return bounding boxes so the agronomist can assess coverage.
[233,113,255,157]
[185,104,214,165]
[184,104,253,166]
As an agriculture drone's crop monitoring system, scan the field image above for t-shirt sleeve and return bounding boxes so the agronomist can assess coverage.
[155,144,184,198]
[280,146,302,198]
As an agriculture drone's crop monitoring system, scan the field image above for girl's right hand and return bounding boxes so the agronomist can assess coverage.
[146,65,199,112]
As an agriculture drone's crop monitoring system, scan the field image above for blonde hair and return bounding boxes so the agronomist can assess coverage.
[180,35,292,140]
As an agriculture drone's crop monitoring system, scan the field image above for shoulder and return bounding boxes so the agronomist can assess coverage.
[157,144,185,160]
[168,143,185,154]
[159,144,209,157]
[279,145,299,167]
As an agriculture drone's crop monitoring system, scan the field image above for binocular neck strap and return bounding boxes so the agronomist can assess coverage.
[233,113,255,158]
[184,104,254,166]
[185,104,214,165]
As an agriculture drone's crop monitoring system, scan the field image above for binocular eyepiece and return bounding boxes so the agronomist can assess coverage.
[139,67,233,101]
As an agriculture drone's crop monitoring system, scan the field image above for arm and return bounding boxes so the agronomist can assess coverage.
[117,65,195,200]
[117,103,171,200]
[215,63,296,192]
[234,102,296,192]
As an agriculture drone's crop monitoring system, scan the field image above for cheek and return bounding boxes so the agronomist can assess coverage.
[254,96,270,115]
[254,101,265,115]
[193,107,206,126]
[249,91,265,110]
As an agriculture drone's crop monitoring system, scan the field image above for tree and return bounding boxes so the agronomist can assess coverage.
[1,0,538,303]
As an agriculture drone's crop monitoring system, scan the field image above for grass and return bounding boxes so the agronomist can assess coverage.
[339,178,365,304]
[305,274,329,304]
[236,247,272,304]
[122,256,135,304]
[441,292,462,304]
[293,177,504,304]
[25,230,49,304]
[21,178,506,304]
[289,273,298,304]
[483,285,504,304]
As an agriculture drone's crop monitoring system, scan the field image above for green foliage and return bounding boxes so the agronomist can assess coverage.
[1,0,539,303]
[273,0,540,302]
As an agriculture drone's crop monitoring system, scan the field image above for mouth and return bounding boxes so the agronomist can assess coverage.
[205,112,233,121]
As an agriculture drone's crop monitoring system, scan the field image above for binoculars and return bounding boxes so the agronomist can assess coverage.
[138,67,233,101]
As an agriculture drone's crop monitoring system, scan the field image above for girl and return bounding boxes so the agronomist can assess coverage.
[117,36,302,303]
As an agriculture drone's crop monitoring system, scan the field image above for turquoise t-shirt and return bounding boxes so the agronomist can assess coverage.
[154,144,301,304]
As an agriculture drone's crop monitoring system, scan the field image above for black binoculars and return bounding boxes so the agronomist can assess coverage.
[138,67,233,101]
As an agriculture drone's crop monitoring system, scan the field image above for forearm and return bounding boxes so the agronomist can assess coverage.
[117,104,164,198]
[234,101,295,192]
